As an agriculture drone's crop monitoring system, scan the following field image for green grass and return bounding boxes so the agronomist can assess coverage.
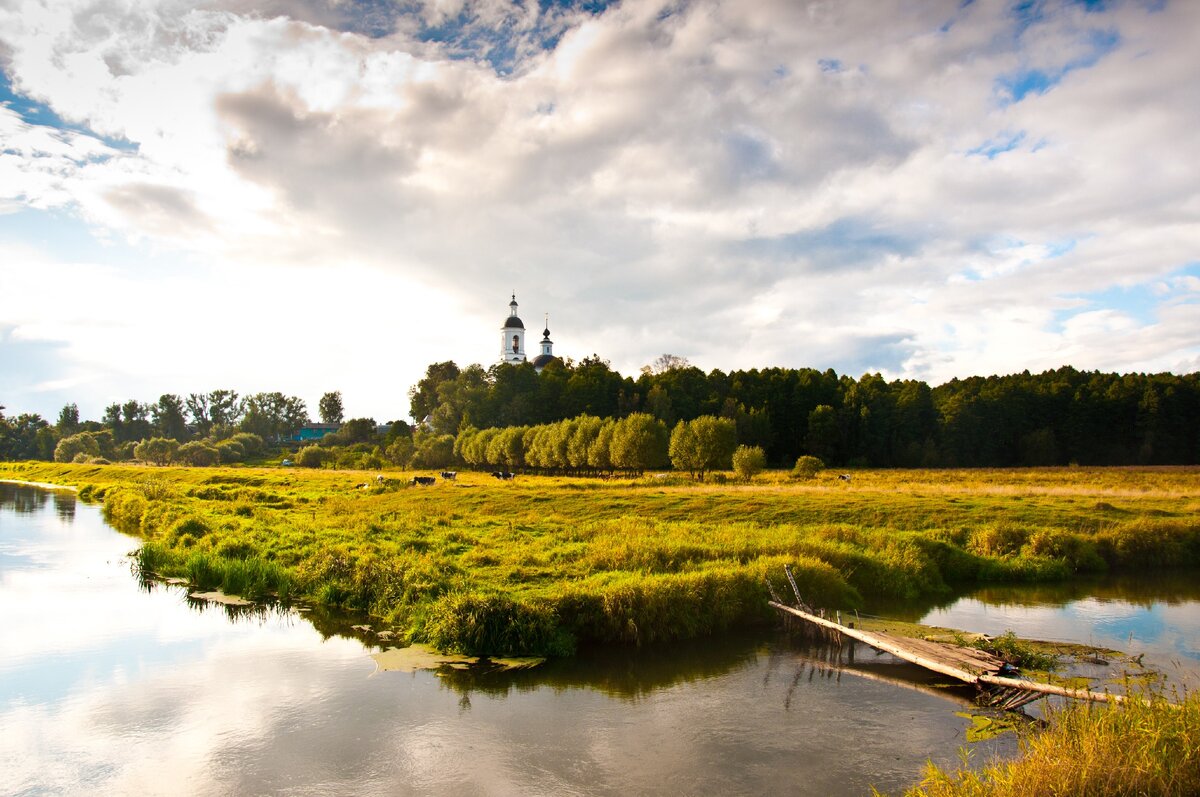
[3,461,1198,657]
[896,691,1200,796]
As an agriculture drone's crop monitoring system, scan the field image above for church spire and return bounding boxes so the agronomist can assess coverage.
[500,293,526,364]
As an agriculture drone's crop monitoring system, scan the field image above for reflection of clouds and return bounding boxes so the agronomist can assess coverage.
[925,591,1200,688]
[4,490,1020,795]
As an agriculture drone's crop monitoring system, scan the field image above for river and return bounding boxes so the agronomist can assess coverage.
[2,482,1194,795]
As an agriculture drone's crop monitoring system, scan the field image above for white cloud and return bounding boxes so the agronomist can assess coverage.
[1,0,1197,419]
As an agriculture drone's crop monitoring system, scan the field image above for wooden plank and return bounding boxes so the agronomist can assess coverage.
[770,600,1132,706]
[770,602,981,684]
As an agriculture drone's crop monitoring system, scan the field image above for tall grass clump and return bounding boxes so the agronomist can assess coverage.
[900,692,1200,797]
[1095,519,1200,569]
[184,550,290,600]
[423,591,574,656]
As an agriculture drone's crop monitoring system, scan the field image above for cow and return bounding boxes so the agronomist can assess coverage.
[440,471,457,481]
[491,471,515,480]
[411,476,436,486]
[838,474,852,482]
[375,474,385,484]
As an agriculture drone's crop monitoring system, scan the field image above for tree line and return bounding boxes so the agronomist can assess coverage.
[408,358,1200,468]
[4,360,1197,469]
[0,390,407,467]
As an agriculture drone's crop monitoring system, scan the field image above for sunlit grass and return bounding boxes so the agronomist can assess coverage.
[3,461,1198,657]
[897,690,1200,797]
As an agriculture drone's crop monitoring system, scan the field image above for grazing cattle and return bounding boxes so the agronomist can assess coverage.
[491,471,515,480]
[375,475,385,484]
[440,471,457,480]
[355,482,369,489]
[411,476,436,486]
[838,474,852,482]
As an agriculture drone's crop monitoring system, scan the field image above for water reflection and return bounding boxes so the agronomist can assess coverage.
[911,574,1200,690]
[0,482,1032,795]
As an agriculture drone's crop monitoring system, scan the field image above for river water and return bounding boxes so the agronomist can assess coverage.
[2,482,1193,796]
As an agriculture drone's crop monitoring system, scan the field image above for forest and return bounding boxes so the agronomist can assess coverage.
[1,358,1197,469]
[409,358,1200,468]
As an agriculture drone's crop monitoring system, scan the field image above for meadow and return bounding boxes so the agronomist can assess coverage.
[3,461,1196,659]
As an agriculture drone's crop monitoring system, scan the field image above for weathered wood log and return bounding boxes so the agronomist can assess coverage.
[977,673,1125,704]
[769,600,1129,706]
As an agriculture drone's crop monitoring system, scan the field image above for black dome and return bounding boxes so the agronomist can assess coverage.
[502,315,525,329]
[532,353,557,368]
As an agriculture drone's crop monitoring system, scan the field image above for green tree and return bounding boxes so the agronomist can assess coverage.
[229,432,265,458]
[214,439,246,464]
[0,412,53,460]
[209,390,243,430]
[176,440,219,466]
[791,455,825,480]
[409,361,460,424]
[806,404,840,464]
[588,419,616,471]
[152,394,189,440]
[339,417,376,444]
[241,393,308,441]
[732,445,766,480]
[669,415,736,479]
[610,413,669,471]
[385,436,415,467]
[411,433,455,469]
[134,437,179,465]
[119,400,153,443]
[54,431,99,463]
[56,403,80,434]
[295,444,331,468]
[319,391,344,424]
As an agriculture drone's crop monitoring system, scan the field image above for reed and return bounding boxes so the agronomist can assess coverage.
[899,691,1200,797]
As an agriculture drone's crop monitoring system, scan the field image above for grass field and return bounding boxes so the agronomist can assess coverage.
[2,462,1197,657]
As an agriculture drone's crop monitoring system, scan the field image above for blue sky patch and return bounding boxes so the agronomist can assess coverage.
[997,68,1055,102]
[1054,263,1200,331]
[412,0,618,73]
[996,5,1121,105]
[1,70,137,153]
[968,131,1026,159]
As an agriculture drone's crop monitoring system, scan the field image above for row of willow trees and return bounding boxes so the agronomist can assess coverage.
[411,359,1200,467]
[454,414,752,478]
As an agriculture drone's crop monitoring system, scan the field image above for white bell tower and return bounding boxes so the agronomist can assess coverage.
[500,293,526,364]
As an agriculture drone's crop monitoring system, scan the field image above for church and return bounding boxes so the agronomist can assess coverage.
[500,294,558,373]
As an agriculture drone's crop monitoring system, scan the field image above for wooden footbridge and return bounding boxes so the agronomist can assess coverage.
[770,566,1126,711]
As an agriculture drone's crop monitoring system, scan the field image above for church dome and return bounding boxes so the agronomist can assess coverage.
[532,353,557,368]
[502,315,525,329]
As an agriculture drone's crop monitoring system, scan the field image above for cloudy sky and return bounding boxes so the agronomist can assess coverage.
[1,0,1197,423]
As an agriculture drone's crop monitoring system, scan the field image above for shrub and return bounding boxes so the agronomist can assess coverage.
[229,432,265,458]
[791,455,825,480]
[134,437,179,466]
[295,445,331,468]
[214,439,246,464]
[54,432,100,463]
[732,445,766,481]
[177,441,220,467]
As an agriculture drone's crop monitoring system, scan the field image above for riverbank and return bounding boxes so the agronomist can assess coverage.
[2,462,1196,659]
[901,690,1200,797]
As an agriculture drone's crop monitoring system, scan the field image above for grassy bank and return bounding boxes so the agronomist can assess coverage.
[2,462,1198,656]
[898,691,1200,797]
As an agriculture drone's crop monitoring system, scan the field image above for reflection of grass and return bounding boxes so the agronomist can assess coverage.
[900,690,1200,796]
[3,462,1198,657]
